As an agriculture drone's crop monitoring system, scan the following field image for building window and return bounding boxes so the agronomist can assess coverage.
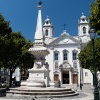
[63,50,68,60]
[72,50,77,60]
[73,52,77,60]
[45,30,48,36]
[83,27,86,34]
[4,68,7,73]
[85,72,88,76]
[54,52,58,60]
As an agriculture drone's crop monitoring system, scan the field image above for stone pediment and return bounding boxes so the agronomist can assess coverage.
[59,61,73,69]
[49,30,80,45]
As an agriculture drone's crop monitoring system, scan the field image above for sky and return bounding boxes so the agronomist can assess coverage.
[0,0,94,42]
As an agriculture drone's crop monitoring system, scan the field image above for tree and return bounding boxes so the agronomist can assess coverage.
[0,13,12,67]
[0,13,12,36]
[0,32,34,87]
[0,13,12,66]
[19,39,34,80]
[78,38,100,71]
[0,13,34,87]
[89,0,100,34]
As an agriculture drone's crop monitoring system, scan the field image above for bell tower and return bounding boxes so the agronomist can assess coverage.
[78,13,90,43]
[43,16,54,42]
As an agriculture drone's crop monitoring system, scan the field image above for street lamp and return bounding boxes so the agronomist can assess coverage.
[89,28,99,100]
[79,38,83,90]
[79,62,82,90]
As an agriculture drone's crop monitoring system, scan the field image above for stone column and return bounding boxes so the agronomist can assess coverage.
[59,70,62,84]
[69,70,72,85]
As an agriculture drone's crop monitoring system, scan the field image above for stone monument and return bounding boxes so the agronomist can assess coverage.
[21,1,50,87]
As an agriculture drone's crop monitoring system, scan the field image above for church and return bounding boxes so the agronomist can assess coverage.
[39,4,93,85]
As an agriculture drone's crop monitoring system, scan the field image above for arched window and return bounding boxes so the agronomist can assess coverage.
[83,27,86,34]
[72,50,78,60]
[45,29,48,36]
[54,51,59,60]
[63,50,68,60]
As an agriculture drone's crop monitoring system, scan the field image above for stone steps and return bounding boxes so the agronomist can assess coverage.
[7,93,79,98]
[7,90,75,95]
[9,88,72,92]
[6,87,79,98]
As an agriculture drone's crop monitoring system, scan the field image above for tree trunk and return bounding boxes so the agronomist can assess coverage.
[9,68,13,87]
[24,66,26,80]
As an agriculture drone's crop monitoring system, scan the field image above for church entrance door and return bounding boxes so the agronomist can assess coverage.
[62,71,69,84]
[54,74,59,81]
[73,74,78,84]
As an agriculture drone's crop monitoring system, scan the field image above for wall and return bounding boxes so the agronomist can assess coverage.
[83,68,93,85]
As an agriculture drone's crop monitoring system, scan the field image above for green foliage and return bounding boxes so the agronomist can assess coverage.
[0,13,12,67]
[0,31,34,69]
[0,13,34,69]
[0,13,12,35]
[89,0,100,34]
[0,13,34,86]
[78,38,100,71]
[21,40,34,69]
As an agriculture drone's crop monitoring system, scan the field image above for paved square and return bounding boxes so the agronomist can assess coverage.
[0,85,95,100]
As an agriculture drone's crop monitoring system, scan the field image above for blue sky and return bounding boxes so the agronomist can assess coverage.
[0,0,94,41]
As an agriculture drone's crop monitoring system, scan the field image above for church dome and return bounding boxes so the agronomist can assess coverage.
[45,16,51,24]
[80,12,86,21]
[45,16,50,21]
[78,12,88,23]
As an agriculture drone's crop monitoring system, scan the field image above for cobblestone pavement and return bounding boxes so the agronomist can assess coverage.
[0,84,95,100]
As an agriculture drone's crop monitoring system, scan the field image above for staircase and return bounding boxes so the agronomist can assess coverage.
[6,87,79,98]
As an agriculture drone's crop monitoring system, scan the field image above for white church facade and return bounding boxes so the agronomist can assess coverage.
[41,8,93,85]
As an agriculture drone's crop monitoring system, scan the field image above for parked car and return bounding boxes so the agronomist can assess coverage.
[0,81,9,88]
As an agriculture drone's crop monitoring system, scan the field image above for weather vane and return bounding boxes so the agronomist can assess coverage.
[62,24,66,30]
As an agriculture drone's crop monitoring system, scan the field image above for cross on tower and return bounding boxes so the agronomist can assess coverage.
[62,24,66,30]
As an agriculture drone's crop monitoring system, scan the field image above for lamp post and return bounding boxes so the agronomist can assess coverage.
[89,28,99,100]
[79,38,83,90]
[80,64,82,90]
[76,69,79,89]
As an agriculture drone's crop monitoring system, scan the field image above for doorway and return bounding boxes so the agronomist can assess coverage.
[54,74,59,81]
[73,74,78,84]
[62,71,69,84]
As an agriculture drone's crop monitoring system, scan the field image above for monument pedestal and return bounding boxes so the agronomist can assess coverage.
[21,64,49,87]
